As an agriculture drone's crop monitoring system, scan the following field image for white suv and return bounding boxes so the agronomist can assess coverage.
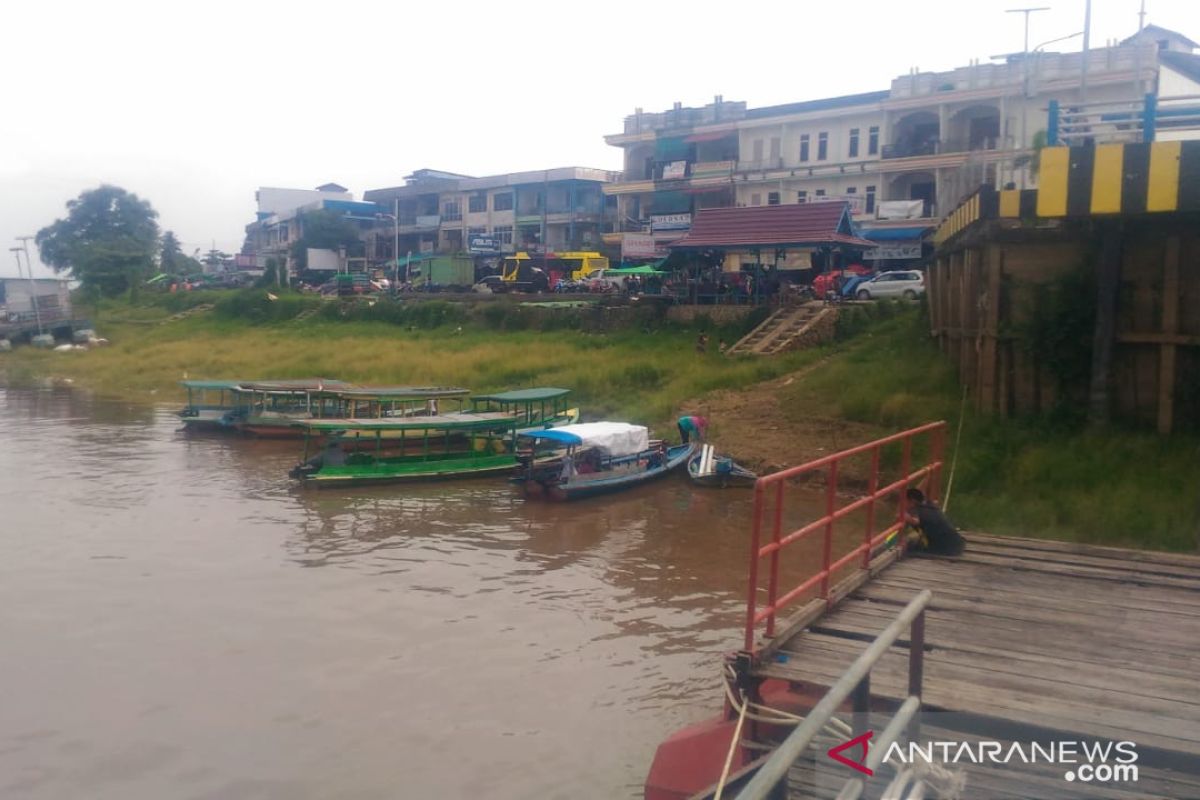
[856,270,925,300]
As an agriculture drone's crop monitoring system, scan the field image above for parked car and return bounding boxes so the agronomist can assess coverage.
[473,275,507,294]
[811,265,873,298]
[583,268,625,293]
[855,270,925,300]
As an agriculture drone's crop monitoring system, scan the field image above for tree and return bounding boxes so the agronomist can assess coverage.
[160,230,184,275]
[37,185,160,297]
[203,249,231,272]
[290,209,362,271]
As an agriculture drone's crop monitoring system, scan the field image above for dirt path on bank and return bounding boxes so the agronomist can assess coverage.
[679,357,881,476]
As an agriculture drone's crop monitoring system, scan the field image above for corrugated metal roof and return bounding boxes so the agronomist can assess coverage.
[670,203,875,249]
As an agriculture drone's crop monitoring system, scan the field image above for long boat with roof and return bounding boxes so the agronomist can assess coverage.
[288,413,525,486]
[178,379,246,432]
[467,387,579,433]
[234,381,469,438]
[514,422,696,501]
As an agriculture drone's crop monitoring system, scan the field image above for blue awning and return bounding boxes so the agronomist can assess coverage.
[862,227,930,241]
[520,429,583,445]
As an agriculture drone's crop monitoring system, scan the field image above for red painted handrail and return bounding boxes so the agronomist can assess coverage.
[744,421,947,652]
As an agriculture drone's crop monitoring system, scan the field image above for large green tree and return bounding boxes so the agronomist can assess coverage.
[37,185,160,297]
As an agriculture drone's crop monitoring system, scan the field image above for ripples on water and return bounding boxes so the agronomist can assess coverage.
[0,387,770,799]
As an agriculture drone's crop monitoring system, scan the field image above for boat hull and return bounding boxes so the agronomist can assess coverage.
[529,443,697,501]
[298,453,521,487]
[686,453,757,488]
[178,409,238,433]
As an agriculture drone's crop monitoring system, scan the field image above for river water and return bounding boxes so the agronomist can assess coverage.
[0,387,771,799]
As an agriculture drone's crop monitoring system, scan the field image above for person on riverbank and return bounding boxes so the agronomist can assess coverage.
[677,415,707,445]
[695,333,709,354]
[904,488,965,556]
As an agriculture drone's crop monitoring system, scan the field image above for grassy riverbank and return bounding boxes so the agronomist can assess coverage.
[4,293,1197,551]
[1,294,812,435]
[700,311,1199,552]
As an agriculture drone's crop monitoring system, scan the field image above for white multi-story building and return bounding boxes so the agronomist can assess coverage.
[604,23,1199,264]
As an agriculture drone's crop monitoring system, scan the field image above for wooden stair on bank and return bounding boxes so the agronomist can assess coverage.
[292,307,321,322]
[158,304,214,325]
[726,302,834,356]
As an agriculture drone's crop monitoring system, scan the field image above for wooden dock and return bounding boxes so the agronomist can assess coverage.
[753,534,1200,799]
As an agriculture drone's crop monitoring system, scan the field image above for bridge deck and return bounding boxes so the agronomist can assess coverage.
[752,534,1200,798]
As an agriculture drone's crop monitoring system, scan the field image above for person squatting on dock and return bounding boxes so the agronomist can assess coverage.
[904,488,965,556]
[677,415,707,445]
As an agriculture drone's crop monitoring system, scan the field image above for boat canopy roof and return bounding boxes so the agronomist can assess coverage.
[296,412,517,432]
[472,387,571,403]
[327,386,469,400]
[180,379,244,390]
[237,379,353,393]
[520,422,649,457]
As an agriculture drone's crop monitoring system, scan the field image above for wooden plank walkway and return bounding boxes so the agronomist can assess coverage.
[754,534,1200,798]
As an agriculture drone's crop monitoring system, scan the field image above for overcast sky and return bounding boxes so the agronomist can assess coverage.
[1,0,1195,276]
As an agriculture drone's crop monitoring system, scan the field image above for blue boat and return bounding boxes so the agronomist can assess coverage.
[515,422,696,501]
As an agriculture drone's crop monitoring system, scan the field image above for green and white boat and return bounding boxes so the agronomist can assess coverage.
[467,387,579,433]
[178,380,246,432]
[235,382,468,438]
[289,413,524,486]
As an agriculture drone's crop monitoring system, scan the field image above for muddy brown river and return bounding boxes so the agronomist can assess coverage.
[0,386,816,799]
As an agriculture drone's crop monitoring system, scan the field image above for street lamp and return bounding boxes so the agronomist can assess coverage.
[375,203,403,288]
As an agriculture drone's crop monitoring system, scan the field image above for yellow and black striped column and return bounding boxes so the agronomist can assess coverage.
[1036,140,1200,217]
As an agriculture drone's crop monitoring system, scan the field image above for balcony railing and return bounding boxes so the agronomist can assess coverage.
[882,137,1002,159]
[736,158,785,172]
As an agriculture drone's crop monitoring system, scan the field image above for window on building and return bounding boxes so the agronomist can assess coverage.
[797,190,808,203]
[865,185,876,214]
[817,132,828,160]
[443,199,462,221]
[849,128,860,158]
[468,194,486,213]
[493,193,514,211]
[767,191,780,205]
[846,186,857,194]
[815,189,826,197]
[751,193,762,206]
[769,137,781,162]
[277,225,288,243]
[752,140,764,162]
[467,226,487,236]
[800,134,810,162]
[868,126,879,155]
[494,225,514,245]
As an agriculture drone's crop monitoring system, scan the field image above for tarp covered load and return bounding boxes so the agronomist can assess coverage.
[520,422,649,457]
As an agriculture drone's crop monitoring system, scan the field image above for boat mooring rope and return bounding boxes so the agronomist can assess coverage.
[941,383,969,513]
[713,692,748,800]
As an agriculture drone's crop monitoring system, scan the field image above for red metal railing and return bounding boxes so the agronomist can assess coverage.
[744,421,947,651]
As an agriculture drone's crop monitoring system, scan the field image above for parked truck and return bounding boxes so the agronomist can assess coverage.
[418,255,475,291]
[496,254,547,292]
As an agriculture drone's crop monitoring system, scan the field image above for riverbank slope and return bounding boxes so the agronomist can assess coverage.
[3,296,1196,551]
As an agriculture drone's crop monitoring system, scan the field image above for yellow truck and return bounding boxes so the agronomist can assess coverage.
[501,251,608,289]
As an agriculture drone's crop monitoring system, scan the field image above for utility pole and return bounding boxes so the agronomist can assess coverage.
[1007,6,1050,55]
[394,196,400,288]
[1007,7,1049,188]
[1138,0,1146,32]
[1081,0,1092,104]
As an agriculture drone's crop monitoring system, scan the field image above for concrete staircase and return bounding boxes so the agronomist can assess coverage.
[726,302,835,356]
